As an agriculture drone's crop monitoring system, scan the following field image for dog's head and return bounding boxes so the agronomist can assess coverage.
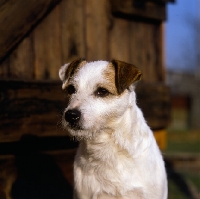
[59,58,142,139]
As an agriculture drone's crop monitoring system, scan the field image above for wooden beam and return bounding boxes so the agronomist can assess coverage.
[111,0,167,21]
[136,82,170,130]
[0,80,65,142]
[0,80,170,143]
[151,0,175,3]
[0,0,61,62]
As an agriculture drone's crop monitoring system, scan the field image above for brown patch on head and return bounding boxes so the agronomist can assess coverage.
[61,58,86,90]
[102,63,119,95]
[64,58,86,83]
[111,59,142,94]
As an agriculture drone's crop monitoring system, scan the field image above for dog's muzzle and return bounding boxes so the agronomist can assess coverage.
[65,109,82,130]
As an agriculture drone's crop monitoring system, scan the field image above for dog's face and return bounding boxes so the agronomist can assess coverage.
[59,58,142,139]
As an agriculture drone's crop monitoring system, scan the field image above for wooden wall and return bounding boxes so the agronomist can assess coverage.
[0,0,164,83]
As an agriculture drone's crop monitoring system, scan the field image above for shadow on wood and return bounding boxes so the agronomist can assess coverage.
[11,135,73,199]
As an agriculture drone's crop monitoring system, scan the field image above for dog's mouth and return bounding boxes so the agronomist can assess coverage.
[68,123,83,131]
[66,123,95,141]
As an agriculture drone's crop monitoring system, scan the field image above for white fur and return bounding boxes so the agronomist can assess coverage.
[59,61,168,199]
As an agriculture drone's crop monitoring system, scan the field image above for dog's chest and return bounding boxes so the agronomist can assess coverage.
[74,141,139,195]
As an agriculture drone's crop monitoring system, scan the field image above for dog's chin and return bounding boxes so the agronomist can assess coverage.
[68,123,83,131]
[67,125,96,141]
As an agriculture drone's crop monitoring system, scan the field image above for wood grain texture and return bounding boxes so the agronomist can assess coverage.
[108,17,131,62]
[136,82,170,130]
[0,58,9,78]
[9,36,34,79]
[130,21,163,82]
[129,21,145,72]
[111,0,166,21]
[0,0,61,62]
[86,0,109,61]
[0,80,66,142]
[33,4,62,80]
[60,0,86,63]
[0,0,166,82]
[157,22,166,82]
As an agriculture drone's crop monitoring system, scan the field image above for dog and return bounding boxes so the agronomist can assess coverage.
[59,58,168,199]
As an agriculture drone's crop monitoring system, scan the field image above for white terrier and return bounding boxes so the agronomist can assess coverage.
[59,58,168,199]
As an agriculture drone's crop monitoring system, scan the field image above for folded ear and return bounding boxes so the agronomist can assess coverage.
[59,63,69,81]
[111,59,142,94]
[59,58,86,82]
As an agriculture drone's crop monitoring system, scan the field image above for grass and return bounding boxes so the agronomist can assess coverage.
[164,129,200,198]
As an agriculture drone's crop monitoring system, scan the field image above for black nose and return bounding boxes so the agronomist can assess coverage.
[65,109,81,126]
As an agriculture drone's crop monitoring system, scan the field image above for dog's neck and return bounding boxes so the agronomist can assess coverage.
[79,104,152,160]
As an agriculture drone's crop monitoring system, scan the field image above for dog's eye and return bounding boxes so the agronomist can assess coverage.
[66,85,76,95]
[95,87,110,97]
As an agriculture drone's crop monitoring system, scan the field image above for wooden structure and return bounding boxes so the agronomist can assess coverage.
[0,0,172,198]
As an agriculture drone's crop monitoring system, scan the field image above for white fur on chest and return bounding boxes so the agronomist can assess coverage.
[73,108,167,199]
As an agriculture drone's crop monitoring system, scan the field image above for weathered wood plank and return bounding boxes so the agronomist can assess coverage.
[33,4,62,80]
[130,21,163,82]
[0,58,9,78]
[141,23,159,82]
[0,80,170,143]
[111,0,167,21]
[108,18,131,62]
[86,0,109,61]
[0,0,7,7]
[0,0,61,62]
[9,36,34,79]
[60,0,76,63]
[144,23,156,82]
[136,82,170,129]
[130,21,145,74]
[157,23,166,82]
[0,80,66,142]
[60,0,86,63]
